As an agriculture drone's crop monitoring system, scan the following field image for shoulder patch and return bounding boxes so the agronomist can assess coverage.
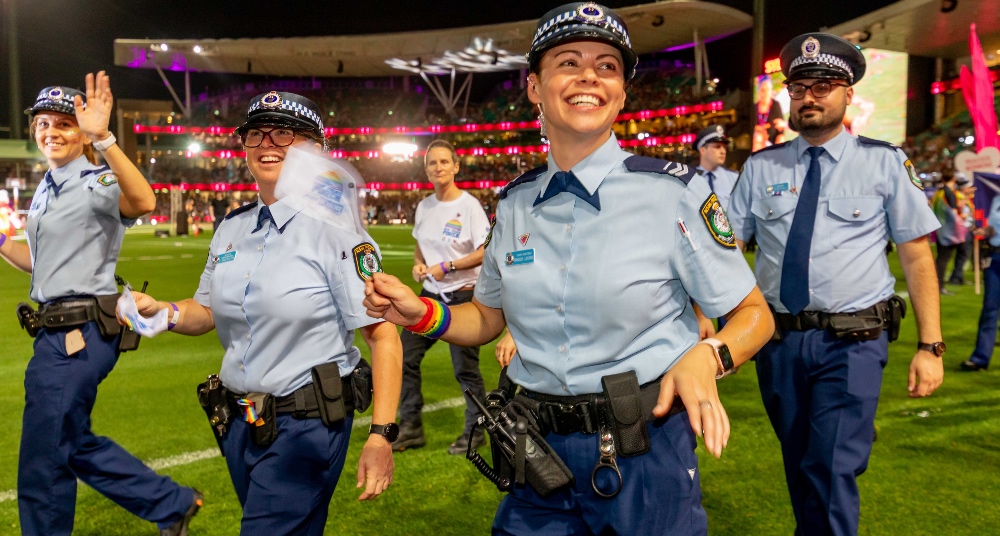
[857,136,898,149]
[352,242,383,281]
[96,173,117,186]
[224,201,258,221]
[500,165,547,200]
[80,165,111,178]
[623,155,696,184]
[699,193,736,249]
[751,140,792,155]
[904,159,923,190]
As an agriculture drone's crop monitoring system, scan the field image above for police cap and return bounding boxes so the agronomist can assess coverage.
[236,91,325,139]
[695,124,729,150]
[527,2,637,81]
[25,86,85,117]
[780,33,866,85]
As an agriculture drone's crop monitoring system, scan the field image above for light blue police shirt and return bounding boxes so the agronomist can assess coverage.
[476,134,757,396]
[727,128,940,314]
[194,196,382,397]
[988,196,1000,248]
[26,155,134,303]
[697,165,739,213]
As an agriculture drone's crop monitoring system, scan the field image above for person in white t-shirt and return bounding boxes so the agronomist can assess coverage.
[396,140,492,455]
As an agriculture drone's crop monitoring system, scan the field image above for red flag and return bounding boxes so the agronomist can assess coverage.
[962,23,1000,151]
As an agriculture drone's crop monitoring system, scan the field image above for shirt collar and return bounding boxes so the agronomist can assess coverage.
[539,133,626,196]
[795,127,850,163]
[257,195,304,233]
[46,155,91,190]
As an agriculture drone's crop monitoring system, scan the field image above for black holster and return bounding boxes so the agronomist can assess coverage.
[197,374,232,456]
[312,361,348,426]
[16,303,41,338]
[601,371,651,457]
[349,358,374,414]
[94,294,141,352]
[886,295,907,343]
[244,392,277,447]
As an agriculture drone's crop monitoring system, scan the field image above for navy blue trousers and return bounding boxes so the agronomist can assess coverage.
[493,410,707,535]
[18,322,193,536]
[969,253,1000,367]
[756,330,888,536]
[222,412,353,536]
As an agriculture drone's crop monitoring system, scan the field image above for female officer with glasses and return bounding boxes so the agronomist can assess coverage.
[126,91,402,535]
[363,3,773,534]
[0,73,201,536]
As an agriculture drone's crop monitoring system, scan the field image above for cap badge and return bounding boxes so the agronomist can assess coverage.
[260,91,282,109]
[802,37,820,59]
[577,2,605,23]
[47,88,64,100]
[715,125,724,137]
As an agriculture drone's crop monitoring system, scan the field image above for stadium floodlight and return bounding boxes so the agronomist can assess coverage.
[382,142,418,156]
[193,45,203,54]
[188,143,201,153]
[159,43,169,52]
[385,37,526,74]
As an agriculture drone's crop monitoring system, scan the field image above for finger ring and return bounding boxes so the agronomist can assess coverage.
[699,400,713,410]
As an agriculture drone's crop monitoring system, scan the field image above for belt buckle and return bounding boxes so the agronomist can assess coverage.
[551,403,583,435]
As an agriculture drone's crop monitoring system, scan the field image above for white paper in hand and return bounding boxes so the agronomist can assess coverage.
[117,291,169,338]
[275,145,368,236]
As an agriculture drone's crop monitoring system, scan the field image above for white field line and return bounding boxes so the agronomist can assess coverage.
[0,396,465,504]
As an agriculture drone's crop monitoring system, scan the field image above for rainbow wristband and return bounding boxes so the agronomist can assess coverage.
[0,233,7,248]
[407,297,451,339]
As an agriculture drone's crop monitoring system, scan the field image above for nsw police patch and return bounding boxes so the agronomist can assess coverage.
[352,242,383,281]
[904,159,922,190]
[97,173,117,186]
[699,193,736,249]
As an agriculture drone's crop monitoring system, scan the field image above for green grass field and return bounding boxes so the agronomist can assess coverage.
[0,226,997,535]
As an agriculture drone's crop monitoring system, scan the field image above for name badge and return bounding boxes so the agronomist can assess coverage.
[766,182,789,196]
[505,249,534,266]
[216,251,237,264]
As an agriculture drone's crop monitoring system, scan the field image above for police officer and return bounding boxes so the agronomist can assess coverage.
[126,91,402,535]
[0,73,200,536]
[962,193,1000,371]
[364,3,774,534]
[727,33,945,536]
[694,124,738,212]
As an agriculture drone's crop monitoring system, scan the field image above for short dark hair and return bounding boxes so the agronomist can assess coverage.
[424,139,458,166]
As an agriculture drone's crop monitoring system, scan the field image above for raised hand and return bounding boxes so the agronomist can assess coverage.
[74,71,113,142]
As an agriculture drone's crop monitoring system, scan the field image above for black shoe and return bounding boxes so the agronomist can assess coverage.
[160,489,202,536]
[960,360,988,371]
[448,429,486,456]
[392,422,426,452]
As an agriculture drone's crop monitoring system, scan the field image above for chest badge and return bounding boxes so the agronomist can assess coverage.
[518,233,530,246]
[505,249,535,266]
[353,242,383,281]
[765,182,789,196]
[215,251,237,264]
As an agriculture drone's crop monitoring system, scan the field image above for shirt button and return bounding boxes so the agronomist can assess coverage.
[768,209,774,215]
[853,209,861,218]
[559,345,566,353]
[258,245,263,251]
[556,305,563,312]
[560,265,567,272]
[245,274,250,279]
[565,225,573,232]
[562,385,569,392]
[809,289,815,294]
[239,364,245,371]
[246,334,251,340]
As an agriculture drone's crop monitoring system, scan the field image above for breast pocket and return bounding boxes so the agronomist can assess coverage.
[750,195,798,223]
[824,196,885,249]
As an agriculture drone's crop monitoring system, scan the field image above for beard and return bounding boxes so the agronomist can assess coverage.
[789,104,845,137]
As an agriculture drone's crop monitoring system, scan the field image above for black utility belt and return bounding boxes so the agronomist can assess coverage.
[522,377,684,436]
[771,295,907,343]
[16,295,141,352]
[196,359,374,453]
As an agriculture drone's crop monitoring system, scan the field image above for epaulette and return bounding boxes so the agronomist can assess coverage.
[857,136,899,149]
[224,201,258,220]
[80,165,111,178]
[500,165,547,200]
[623,155,697,185]
[751,140,791,155]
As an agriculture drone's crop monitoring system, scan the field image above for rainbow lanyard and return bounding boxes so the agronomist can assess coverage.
[237,398,265,427]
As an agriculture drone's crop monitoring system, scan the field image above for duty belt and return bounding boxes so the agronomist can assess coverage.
[228,376,355,419]
[522,379,685,436]
[773,300,890,333]
[38,298,101,328]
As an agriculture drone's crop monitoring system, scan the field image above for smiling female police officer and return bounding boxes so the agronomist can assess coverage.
[0,73,201,536]
[363,3,773,534]
[127,91,402,535]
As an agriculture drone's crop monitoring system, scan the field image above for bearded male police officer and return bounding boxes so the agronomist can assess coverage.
[727,33,945,535]
[694,125,738,212]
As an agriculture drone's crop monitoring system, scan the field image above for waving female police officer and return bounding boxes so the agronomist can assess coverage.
[364,3,773,534]
[127,91,402,535]
[0,73,201,536]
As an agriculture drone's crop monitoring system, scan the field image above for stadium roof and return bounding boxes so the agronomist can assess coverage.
[112,1,752,77]
[825,0,1000,59]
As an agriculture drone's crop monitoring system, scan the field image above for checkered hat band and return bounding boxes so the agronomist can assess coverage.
[248,100,323,131]
[533,11,630,48]
[789,53,854,80]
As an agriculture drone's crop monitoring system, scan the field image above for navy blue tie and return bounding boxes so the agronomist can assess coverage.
[705,171,716,193]
[533,171,601,211]
[44,172,61,198]
[780,146,824,315]
[252,206,273,233]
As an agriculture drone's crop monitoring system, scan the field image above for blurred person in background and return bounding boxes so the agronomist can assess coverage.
[947,175,976,286]
[933,169,966,295]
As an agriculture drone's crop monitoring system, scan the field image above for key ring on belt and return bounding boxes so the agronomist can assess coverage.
[591,399,623,499]
[423,274,452,303]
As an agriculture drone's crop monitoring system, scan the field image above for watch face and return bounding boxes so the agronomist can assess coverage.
[718,344,734,371]
[934,342,947,356]
[383,423,400,442]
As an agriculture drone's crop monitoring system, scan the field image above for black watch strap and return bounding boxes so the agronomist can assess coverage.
[369,423,399,442]
[917,341,946,357]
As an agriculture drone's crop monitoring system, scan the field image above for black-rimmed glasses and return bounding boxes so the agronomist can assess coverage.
[786,81,848,100]
[241,128,299,148]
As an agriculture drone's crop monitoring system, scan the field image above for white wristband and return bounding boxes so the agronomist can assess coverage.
[92,133,116,152]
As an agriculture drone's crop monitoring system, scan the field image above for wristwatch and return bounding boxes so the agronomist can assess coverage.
[917,341,946,357]
[369,423,400,443]
[449,261,456,273]
[700,338,735,379]
[91,132,117,152]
